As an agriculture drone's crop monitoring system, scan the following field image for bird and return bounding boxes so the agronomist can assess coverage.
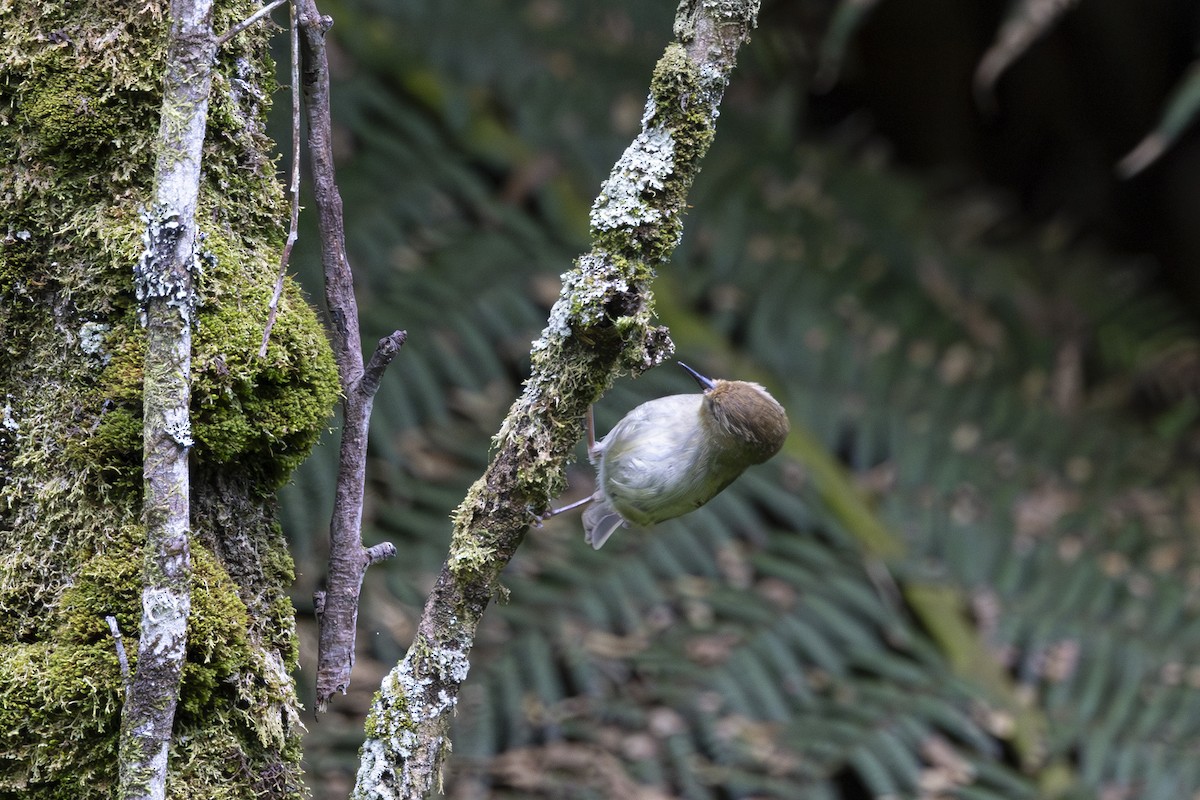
[555,362,789,549]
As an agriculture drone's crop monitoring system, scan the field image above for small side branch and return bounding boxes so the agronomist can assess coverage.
[352,1,761,797]
[216,0,287,46]
[295,0,403,712]
[362,331,407,397]
[119,0,215,798]
[105,615,131,689]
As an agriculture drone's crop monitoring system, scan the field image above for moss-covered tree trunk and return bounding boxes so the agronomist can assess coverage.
[0,2,339,797]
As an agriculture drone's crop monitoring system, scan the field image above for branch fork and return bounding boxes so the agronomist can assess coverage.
[293,0,405,712]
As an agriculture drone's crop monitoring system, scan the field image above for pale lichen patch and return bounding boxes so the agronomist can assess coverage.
[134,205,203,327]
[589,125,676,232]
[2,396,18,433]
[78,321,112,364]
[530,252,634,352]
[354,638,471,800]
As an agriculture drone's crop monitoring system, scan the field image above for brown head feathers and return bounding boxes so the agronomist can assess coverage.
[702,379,789,462]
[678,362,789,464]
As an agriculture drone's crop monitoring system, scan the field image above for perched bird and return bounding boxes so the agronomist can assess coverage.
[575,362,790,548]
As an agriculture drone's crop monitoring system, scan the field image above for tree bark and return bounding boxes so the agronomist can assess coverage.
[118,2,214,797]
[0,1,338,797]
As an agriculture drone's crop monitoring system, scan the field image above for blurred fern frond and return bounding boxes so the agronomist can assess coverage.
[279,2,1200,798]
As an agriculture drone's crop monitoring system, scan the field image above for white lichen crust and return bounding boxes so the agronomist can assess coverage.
[531,252,631,350]
[134,205,203,328]
[354,637,471,800]
[589,100,676,233]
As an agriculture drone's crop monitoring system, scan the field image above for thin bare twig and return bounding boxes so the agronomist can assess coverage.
[352,2,761,796]
[120,0,214,797]
[294,0,404,712]
[105,615,130,687]
[259,0,302,358]
[216,0,287,46]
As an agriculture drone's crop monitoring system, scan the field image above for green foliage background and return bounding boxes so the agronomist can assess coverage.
[277,1,1200,797]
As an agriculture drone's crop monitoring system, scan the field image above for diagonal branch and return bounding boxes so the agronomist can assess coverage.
[351,2,761,796]
[216,0,287,45]
[120,0,214,797]
[295,0,405,713]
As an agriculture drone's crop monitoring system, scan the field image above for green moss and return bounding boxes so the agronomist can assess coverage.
[448,527,497,580]
[269,593,301,668]
[20,66,142,155]
[166,717,306,800]
[364,654,420,742]
[87,235,340,496]
[648,44,710,157]
[58,528,142,635]
[55,535,253,715]
[179,547,253,717]
[0,226,49,295]
[0,1,321,795]
[79,406,143,496]
[0,641,119,797]
[0,541,135,795]
[0,533,273,794]
[191,274,340,489]
[363,690,386,739]
[587,42,717,268]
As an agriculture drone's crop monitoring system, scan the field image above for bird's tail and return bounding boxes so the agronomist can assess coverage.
[582,497,627,549]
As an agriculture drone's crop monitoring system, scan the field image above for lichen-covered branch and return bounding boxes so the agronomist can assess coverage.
[351,2,761,797]
[295,0,404,712]
[119,1,214,798]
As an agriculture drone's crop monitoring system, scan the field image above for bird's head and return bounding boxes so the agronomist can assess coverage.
[679,362,790,464]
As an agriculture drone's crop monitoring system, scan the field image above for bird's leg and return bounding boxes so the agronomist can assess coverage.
[542,494,594,518]
[537,406,598,522]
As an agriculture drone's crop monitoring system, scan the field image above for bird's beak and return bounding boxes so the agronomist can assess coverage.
[678,361,716,391]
